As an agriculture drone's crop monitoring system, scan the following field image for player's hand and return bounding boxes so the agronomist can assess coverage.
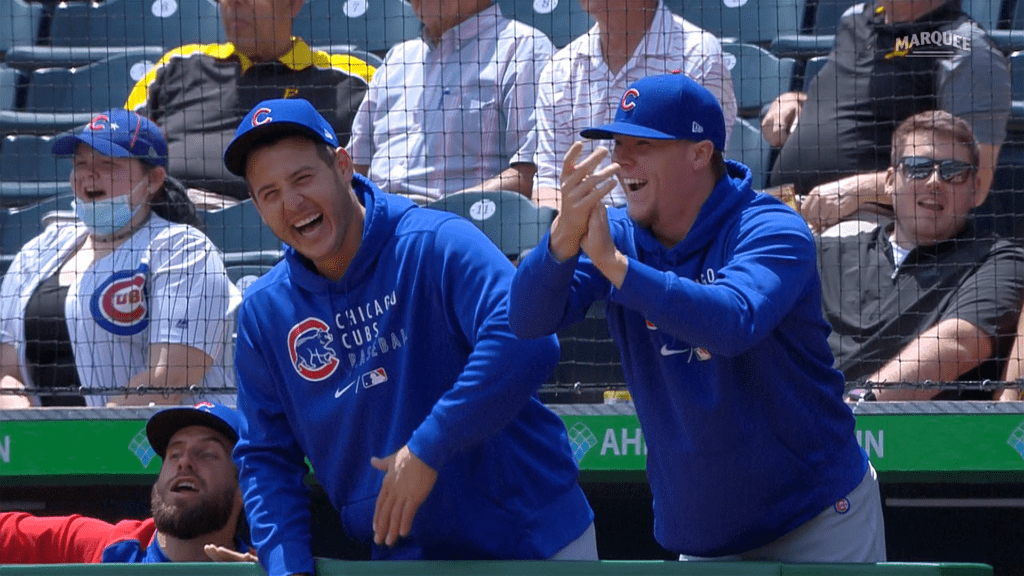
[799,179,860,232]
[580,202,627,288]
[761,92,805,147]
[549,142,620,262]
[203,544,258,563]
[371,445,438,547]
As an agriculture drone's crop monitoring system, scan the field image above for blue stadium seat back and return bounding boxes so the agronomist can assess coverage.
[1009,50,1024,125]
[0,65,24,112]
[425,190,557,260]
[292,0,421,56]
[974,143,1024,240]
[767,0,858,57]
[962,0,1007,32]
[721,41,797,117]
[0,134,74,208]
[0,195,73,259]
[0,0,43,55]
[5,45,169,75]
[808,0,861,33]
[496,0,594,48]
[725,118,770,188]
[21,53,160,115]
[802,54,830,91]
[308,44,386,68]
[666,0,806,44]
[199,200,283,265]
[47,0,224,50]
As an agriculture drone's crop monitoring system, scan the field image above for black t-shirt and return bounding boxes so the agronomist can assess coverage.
[23,272,85,407]
[817,221,1024,391]
[129,39,373,199]
[770,0,1009,195]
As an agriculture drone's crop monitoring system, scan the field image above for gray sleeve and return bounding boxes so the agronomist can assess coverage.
[938,26,1011,146]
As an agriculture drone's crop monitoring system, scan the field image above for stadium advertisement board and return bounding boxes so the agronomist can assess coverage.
[1,410,1023,481]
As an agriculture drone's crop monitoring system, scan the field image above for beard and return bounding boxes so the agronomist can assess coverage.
[151,482,237,541]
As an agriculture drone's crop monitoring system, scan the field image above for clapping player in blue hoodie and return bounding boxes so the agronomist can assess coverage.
[221,98,596,576]
[508,74,886,563]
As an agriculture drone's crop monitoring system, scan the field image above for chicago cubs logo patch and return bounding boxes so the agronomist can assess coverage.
[90,266,149,335]
[288,317,340,381]
[835,498,850,514]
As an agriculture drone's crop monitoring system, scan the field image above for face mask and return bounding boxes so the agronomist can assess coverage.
[73,178,147,237]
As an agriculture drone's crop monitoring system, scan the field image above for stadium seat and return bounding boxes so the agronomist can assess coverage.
[978,0,1024,53]
[425,189,557,261]
[1009,50,1024,130]
[665,0,807,45]
[0,65,23,112]
[974,140,1024,241]
[726,118,771,189]
[770,0,859,58]
[721,41,797,118]
[0,195,73,275]
[48,0,223,50]
[802,54,830,91]
[0,52,161,137]
[0,134,74,208]
[495,0,595,48]
[9,0,223,71]
[199,200,283,267]
[308,44,386,69]
[0,0,42,57]
[291,0,421,57]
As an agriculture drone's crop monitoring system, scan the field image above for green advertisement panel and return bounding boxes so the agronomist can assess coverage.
[0,419,156,480]
[560,413,1024,480]
[2,411,1023,482]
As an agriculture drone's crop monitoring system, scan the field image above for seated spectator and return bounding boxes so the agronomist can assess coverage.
[818,110,1024,400]
[533,0,737,209]
[762,0,1010,232]
[0,110,240,408]
[1,403,255,564]
[125,0,374,201]
[348,0,554,202]
[998,307,1024,401]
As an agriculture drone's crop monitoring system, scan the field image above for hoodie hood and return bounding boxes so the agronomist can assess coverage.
[282,174,418,290]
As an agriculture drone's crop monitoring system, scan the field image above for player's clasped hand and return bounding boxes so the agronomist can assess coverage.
[371,445,438,547]
[549,142,621,262]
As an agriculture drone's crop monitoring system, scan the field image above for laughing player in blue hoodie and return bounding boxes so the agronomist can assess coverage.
[221,99,595,576]
[509,74,886,563]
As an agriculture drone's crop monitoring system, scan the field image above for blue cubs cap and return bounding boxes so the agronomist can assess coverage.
[581,74,727,151]
[146,402,242,458]
[224,98,339,177]
[52,109,168,167]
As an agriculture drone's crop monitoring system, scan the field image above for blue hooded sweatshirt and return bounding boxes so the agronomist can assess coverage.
[509,161,867,556]
[233,175,593,576]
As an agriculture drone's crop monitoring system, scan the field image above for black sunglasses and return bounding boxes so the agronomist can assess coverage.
[897,156,976,184]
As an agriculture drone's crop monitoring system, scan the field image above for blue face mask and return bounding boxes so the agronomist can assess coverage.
[73,179,147,237]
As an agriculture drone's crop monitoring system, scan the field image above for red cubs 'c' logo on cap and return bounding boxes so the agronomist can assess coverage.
[88,114,110,131]
[252,108,273,127]
[620,88,640,111]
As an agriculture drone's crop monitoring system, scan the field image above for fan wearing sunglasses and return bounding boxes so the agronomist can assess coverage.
[817,110,1024,400]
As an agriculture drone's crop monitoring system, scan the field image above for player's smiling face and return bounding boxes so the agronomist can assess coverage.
[612,136,696,237]
[246,136,364,281]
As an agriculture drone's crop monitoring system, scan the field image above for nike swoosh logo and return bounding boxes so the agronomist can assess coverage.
[660,345,687,356]
[334,381,355,398]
